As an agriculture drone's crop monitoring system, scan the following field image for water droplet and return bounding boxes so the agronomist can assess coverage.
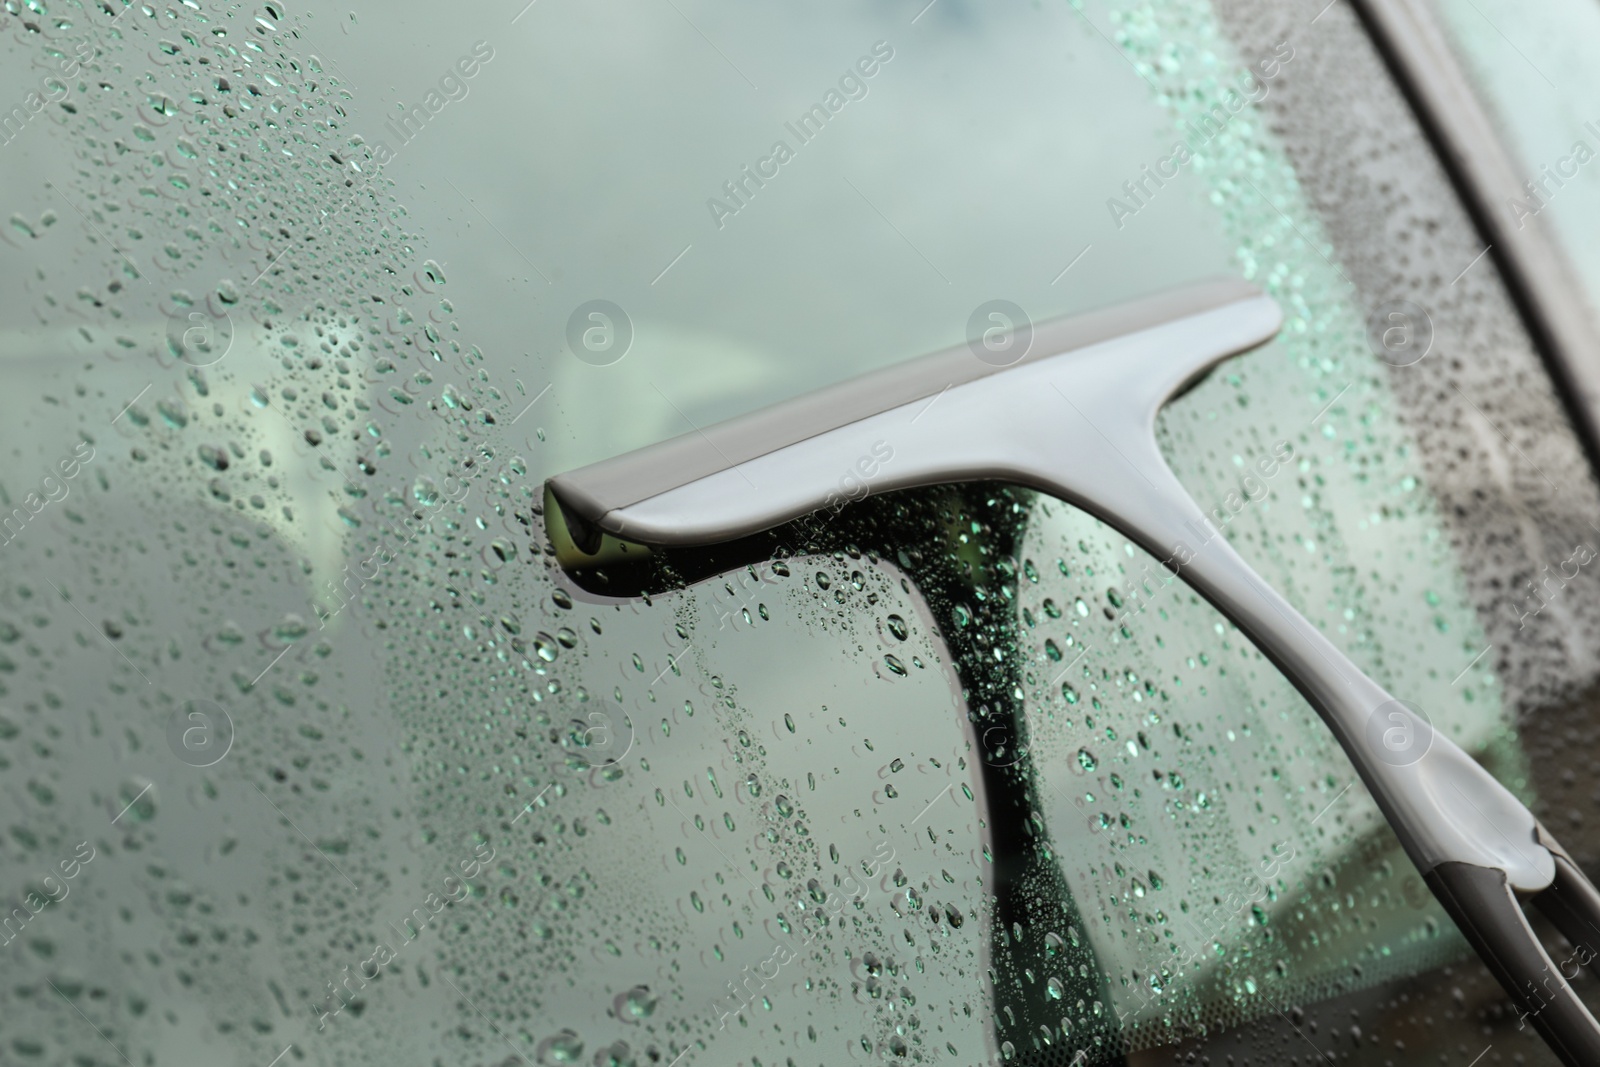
[412,477,441,507]
[539,1029,584,1063]
[273,614,309,643]
[115,778,157,822]
[618,985,657,1021]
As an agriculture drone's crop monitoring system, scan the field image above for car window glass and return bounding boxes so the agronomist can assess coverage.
[1017,499,1498,1050]
[1431,0,1600,313]
[0,0,1588,1065]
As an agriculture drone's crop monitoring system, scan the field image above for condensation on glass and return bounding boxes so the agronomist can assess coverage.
[0,0,1597,1065]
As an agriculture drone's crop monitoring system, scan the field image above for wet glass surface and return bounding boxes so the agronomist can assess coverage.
[1433,0,1600,316]
[1,1,1597,1065]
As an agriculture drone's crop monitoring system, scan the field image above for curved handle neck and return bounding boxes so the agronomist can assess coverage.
[1024,390,1550,890]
